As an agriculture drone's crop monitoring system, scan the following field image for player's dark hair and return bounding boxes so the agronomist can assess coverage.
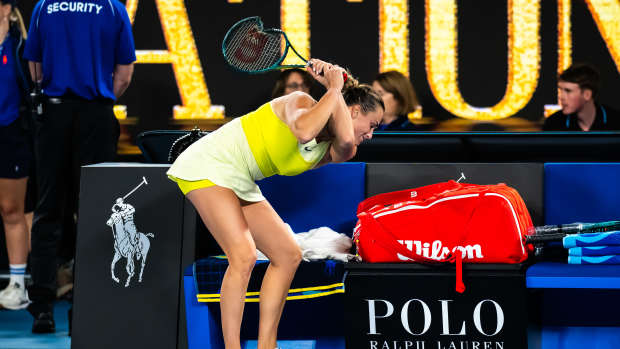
[343,82,385,114]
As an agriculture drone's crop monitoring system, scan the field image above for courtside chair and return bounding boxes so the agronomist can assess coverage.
[136,130,191,163]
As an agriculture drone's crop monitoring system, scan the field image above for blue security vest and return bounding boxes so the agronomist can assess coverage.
[24,0,136,101]
[0,35,21,126]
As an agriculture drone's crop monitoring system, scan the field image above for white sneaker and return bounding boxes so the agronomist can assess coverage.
[0,283,31,310]
[0,285,9,299]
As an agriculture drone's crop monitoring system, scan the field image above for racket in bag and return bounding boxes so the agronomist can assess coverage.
[353,181,534,293]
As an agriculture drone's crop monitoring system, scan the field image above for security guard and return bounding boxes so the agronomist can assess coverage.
[24,0,136,333]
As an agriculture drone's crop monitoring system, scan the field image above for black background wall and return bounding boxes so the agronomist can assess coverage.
[14,0,620,130]
[365,163,544,226]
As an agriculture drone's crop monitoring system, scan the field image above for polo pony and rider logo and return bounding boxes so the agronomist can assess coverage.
[106,177,155,287]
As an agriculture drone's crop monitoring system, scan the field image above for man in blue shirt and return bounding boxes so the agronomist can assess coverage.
[24,0,136,334]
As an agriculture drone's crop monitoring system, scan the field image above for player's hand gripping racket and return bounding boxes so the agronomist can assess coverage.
[222,16,347,81]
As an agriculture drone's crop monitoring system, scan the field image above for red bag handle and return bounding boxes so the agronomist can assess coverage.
[357,212,453,263]
[357,203,491,264]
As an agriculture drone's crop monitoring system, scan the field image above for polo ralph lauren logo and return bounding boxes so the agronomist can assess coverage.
[106,177,155,287]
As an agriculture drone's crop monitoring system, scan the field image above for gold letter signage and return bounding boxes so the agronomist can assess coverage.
[124,0,222,119]
[426,0,540,120]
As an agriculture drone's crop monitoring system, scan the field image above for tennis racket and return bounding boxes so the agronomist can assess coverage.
[222,16,347,81]
[526,220,620,243]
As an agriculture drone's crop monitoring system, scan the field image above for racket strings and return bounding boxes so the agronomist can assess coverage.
[224,20,283,72]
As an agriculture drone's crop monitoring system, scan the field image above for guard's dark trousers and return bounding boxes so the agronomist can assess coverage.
[29,98,119,313]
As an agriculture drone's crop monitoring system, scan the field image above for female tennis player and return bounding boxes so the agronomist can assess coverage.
[167,59,383,349]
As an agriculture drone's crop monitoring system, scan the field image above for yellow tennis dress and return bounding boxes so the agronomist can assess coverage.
[167,102,331,201]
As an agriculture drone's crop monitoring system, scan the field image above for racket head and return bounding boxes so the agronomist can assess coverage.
[222,17,307,73]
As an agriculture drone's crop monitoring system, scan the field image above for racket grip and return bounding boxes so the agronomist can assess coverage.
[307,62,348,83]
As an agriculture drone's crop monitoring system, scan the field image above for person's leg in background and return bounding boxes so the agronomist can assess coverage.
[69,100,119,235]
[63,100,117,254]
[24,153,37,254]
[24,107,38,249]
[0,117,35,310]
[55,211,75,300]
[76,101,119,165]
[59,100,119,334]
[0,177,30,310]
[29,101,75,333]
[70,101,119,253]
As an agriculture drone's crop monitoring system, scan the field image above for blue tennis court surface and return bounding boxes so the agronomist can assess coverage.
[0,301,71,349]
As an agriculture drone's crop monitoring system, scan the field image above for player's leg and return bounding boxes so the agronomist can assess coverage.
[187,186,257,349]
[242,200,302,349]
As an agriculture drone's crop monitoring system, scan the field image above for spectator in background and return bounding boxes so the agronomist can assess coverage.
[544,63,620,131]
[372,70,420,131]
[271,68,313,98]
[0,0,32,311]
[23,0,136,333]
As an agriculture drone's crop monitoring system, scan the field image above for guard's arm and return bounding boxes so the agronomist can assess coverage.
[113,63,134,98]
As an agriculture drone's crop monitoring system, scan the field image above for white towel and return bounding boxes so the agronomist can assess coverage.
[257,225,355,262]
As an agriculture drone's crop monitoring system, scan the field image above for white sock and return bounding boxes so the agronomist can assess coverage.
[9,264,27,288]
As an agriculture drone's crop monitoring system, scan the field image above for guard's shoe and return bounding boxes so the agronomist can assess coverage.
[0,283,31,310]
[32,311,55,334]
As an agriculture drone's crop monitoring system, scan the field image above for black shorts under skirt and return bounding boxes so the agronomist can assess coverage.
[0,118,32,179]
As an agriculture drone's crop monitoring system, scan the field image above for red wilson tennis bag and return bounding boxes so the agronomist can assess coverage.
[353,181,534,293]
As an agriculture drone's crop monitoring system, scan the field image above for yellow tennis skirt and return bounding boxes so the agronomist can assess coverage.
[166,117,266,201]
[168,176,215,195]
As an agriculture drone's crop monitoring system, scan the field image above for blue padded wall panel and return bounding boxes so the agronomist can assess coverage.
[184,276,223,349]
[540,163,620,349]
[544,163,620,225]
[257,162,365,236]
